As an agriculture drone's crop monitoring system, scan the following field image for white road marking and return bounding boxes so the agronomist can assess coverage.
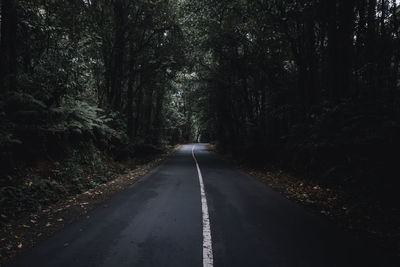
[192,145,214,267]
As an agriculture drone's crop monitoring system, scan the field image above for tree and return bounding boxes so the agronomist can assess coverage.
[0,0,17,93]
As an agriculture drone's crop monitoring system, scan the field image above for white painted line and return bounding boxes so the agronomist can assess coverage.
[192,145,214,267]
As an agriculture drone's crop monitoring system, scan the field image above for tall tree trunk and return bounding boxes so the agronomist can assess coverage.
[152,86,165,144]
[337,0,356,98]
[327,0,355,101]
[392,0,399,89]
[367,0,377,49]
[143,86,154,142]
[134,73,143,137]
[126,41,135,139]
[366,0,377,91]
[110,0,127,110]
[0,0,17,94]
[378,0,389,90]
[304,16,318,107]
[355,0,367,63]
[380,0,387,36]
[327,0,339,100]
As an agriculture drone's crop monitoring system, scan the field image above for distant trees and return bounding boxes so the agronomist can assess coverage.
[179,0,400,186]
[83,0,186,143]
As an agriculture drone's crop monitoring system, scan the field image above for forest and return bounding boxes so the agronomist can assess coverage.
[1,0,400,261]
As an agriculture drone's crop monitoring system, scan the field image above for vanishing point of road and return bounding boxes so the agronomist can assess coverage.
[7,144,397,267]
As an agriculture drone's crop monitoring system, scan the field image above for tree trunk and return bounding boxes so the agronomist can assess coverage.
[366,0,377,91]
[392,0,399,90]
[126,34,138,140]
[380,0,387,36]
[134,73,143,137]
[152,86,165,144]
[327,0,339,100]
[367,0,377,59]
[126,62,135,139]
[109,0,127,110]
[327,0,355,101]
[304,16,318,107]
[337,0,356,98]
[0,0,17,94]
[355,0,367,63]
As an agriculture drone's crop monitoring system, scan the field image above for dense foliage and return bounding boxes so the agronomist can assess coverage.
[1,0,400,217]
[180,0,400,199]
[0,0,188,169]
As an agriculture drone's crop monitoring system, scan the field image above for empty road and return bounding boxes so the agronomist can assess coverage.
[7,144,397,267]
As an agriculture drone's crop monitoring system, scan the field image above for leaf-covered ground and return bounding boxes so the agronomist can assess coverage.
[0,145,180,263]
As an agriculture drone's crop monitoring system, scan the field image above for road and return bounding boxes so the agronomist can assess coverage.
[7,144,397,267]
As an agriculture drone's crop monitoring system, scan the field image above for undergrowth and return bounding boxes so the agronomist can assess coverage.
[0,143,125,223]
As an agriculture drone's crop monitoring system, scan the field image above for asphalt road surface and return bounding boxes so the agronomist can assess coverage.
[7,144,397,267]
